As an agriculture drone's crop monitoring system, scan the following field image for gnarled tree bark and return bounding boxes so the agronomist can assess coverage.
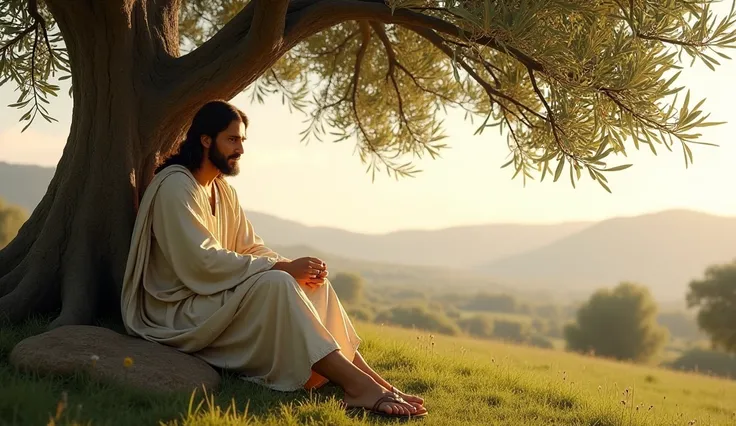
[0,0,189,326]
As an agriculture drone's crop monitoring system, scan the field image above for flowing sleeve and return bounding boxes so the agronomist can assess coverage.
[230,191,290,262]
[151,173,278,295]
[234,213,290,261]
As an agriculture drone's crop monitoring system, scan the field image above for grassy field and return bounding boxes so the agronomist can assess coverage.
[2,319,736,426]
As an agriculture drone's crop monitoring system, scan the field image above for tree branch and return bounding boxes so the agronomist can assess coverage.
[151,1,294,149]
[370,22,396,78]
[283,0,545,72]
[141,0,182,58]
[310,30,359,56]
[464,52,502,88]
[602,89,672,135]
[612,0,718,49]
[527,67,572,158]
[635,32,708,48]
[351,22,374,151]
[408,24,545,125]
[0,27,34,56]
[166,0,292,105]
[345,21,409,172]
[166,0,546,124]
[246,0,291,54]
[370,22,421,144]
[1,0,52,56]
[27,0,52,54]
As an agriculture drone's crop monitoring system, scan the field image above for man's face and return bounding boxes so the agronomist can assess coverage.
[208,119,245,176]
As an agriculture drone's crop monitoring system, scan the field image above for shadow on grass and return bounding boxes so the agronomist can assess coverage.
[215,371,344,417]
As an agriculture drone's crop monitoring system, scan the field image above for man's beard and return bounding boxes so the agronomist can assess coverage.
[209,144,240,176]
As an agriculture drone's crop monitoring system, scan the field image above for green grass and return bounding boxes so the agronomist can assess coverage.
[2,320,736,425]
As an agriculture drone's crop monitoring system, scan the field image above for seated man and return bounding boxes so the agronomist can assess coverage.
[120,100,427,419]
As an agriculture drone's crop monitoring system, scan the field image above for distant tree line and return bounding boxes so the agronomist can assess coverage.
[333,255,736,377]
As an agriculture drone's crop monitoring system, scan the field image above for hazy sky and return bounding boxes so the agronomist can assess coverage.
[2,27,736,234]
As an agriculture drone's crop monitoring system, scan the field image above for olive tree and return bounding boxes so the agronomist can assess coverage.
[1,0,735,327]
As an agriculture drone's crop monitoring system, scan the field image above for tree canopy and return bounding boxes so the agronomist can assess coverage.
[3,0,736,189]
[564,282,668,363]
[687,260,736,353]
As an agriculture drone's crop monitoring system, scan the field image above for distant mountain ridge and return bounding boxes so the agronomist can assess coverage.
[244,210,590,268]
[0,161,55,212]
[478,209,736,301]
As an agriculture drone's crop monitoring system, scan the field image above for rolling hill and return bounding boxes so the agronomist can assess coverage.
[478,209,736,302]
[0,162,55,212]
[269,243,511,295]
[244,210,590,268]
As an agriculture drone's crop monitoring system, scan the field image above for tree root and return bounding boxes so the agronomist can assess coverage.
[0,194,53,277]
[50,231,98,328]
[0,167,136,327]
[0,172,74,323]
[0,266,54,323]
[0,260,26,298]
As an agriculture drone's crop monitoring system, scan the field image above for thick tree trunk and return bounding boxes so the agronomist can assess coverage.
[0,0,188,327]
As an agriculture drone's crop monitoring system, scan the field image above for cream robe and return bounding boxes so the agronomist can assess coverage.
[121,165,361,391]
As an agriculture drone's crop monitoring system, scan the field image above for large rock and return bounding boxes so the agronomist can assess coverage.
[9,325,221,394]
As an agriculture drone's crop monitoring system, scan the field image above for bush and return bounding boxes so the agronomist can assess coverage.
[564,282,668,363]
[463,292,517,313]
[667,348,736,379]
[493,319,528,342]
[526,335,555,349]
[458,315,494,339]
[388,288,426,300]
[331,272,364,304]
[531,318,549,334]
[375,304,460,336]
[686,261,736,353]
[535,304,562,320]
[347,306,374,322]
[444,305,462,320]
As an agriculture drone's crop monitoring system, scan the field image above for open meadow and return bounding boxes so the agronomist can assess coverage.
[2,319,735,426]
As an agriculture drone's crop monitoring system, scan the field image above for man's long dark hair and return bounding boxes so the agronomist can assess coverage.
[156,100,248,174]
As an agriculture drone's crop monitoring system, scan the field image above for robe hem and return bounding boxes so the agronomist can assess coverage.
[239,337,361,393]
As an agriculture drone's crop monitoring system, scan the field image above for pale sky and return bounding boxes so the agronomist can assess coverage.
[2,39,736,234]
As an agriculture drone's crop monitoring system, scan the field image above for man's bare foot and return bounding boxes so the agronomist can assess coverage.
[343,383,418,417]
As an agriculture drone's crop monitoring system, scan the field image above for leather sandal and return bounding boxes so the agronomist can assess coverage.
[345,392,427,419]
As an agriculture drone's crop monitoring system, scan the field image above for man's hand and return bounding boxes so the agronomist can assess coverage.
[271,257,328,289]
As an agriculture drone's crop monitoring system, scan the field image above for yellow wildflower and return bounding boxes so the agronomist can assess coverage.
[123,357,134,368]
